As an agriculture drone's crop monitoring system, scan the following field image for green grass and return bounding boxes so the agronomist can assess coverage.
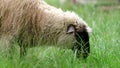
[0,0,120,68]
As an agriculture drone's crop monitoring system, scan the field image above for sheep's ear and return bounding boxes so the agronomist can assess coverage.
[67,24,76,34]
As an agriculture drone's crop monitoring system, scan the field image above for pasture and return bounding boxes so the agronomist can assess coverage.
[0,0,120,68]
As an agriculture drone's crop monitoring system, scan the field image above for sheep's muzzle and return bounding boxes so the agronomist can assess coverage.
[72,28,90,58]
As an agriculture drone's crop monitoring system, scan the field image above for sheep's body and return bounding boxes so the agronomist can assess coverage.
[0,0,91,58]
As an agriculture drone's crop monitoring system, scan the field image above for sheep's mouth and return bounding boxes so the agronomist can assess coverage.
[72,29,90,58]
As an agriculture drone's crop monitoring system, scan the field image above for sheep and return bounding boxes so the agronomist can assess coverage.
[0,0,92,58]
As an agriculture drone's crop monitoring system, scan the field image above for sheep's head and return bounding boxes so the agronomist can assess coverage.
[66,13,92,58]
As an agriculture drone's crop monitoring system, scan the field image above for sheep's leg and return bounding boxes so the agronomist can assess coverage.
[18,38,28,58]
[0,35,14,58]
[20,45,27,58]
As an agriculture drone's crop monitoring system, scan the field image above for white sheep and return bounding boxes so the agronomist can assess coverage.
[0,0,91,58]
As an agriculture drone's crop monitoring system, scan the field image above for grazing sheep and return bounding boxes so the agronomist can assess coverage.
[0,0,92,58]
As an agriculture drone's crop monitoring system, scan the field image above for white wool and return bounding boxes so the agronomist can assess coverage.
[0,0,92,51]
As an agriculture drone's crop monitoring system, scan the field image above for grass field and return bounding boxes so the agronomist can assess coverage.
[0,0,120,68]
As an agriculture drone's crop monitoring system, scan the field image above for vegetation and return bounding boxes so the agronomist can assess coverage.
[0,0,120,68]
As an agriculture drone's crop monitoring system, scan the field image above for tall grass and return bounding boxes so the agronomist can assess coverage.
[0,0,120,68]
